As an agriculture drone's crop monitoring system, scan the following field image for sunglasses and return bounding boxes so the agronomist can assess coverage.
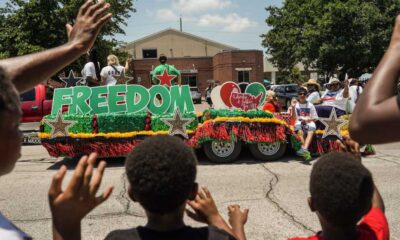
[298,92,307,96]
[330,83,339,86]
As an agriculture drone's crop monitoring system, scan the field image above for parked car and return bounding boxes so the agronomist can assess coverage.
[20,84,53,123]
[273,84,299,109]
[190,86,202,104]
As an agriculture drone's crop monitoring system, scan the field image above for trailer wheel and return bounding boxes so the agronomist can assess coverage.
[203,140,242,163]
[249,142,287,161]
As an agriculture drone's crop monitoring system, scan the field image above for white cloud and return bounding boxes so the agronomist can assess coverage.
[173,0,232,13]
[198,13,257,32]
[155,9,179,22]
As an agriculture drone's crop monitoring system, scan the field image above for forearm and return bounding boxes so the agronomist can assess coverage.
[343,84,349,98]
[372,184,385,212]
[208,215,236,238]
[231,225,246,240]
[350,44,400,143]
[0,43,83,93]
[52,223,81,240]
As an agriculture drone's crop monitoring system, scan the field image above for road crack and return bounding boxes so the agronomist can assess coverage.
[260,164,315,234]
[116,173,145,218]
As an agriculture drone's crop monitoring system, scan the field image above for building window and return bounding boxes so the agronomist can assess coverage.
[182,75,197,86]
[142,49,157,59]
[238,71,250,83]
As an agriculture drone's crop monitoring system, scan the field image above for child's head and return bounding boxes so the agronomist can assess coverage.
[0,67,22,176]
[309,152,374,227]
[298,87,308,102]
[125,135,197,214]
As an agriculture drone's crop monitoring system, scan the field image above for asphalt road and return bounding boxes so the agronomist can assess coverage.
[4,102,399,239]
[0,142,398,240]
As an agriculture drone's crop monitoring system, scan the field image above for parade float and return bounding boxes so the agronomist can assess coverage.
[38,72,352,163]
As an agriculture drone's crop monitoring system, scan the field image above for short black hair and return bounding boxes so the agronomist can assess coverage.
[125,135,197,214]
[159,54,167,63]
[0,66,19,114]
[310,152,374,226]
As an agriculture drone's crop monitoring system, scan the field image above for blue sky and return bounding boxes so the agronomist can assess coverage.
[0,0,283,51]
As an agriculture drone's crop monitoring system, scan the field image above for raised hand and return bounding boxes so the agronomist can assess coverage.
[66,0,112,53]
[186,187,220,224]
[228,205,249,240]
[49,153,113,240]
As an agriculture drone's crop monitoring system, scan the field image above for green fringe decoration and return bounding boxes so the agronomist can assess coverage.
[203,109,273,121]
[43,114,93,134]
[97,112,147,133]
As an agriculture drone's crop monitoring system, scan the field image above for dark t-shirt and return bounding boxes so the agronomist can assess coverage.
[105,226,236,240]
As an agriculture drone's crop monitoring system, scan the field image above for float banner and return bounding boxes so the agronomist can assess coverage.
[51,85,195,115]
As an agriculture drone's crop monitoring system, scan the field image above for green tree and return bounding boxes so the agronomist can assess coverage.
[0,0,135,74]
[262,0,400,80]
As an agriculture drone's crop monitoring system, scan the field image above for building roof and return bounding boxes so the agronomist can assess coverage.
[123,28,239,51]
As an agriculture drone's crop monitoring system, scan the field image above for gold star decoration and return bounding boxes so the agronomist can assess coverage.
[115,70,134,85]
[44,111,77,138]
[319,109,348,139]
[161,109,194,139]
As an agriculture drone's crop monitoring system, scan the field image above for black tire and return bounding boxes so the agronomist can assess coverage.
[249,142,287,161]
[203,140,242,163]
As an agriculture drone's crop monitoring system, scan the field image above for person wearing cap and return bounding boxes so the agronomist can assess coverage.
[151,54,181,86]
[262,90,281,112]
[291,87,318,161]
[303,79,321,104]
[316,78,349,117]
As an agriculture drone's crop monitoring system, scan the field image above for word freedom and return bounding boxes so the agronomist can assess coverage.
[51,85,195,115]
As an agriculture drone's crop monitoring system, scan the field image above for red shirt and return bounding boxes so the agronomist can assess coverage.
[263,102,277,112]
[289,208,389,240]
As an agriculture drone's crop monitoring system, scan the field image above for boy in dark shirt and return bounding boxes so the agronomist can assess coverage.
[290,147,389,240]
[105,135,247,240]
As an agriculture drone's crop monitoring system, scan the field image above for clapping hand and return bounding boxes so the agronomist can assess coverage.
[48,153,113,239]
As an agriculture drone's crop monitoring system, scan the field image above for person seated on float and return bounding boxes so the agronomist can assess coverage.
[303,79,321,105]
[262,90,281,113]
[315,78,349,117]
[291,87,318,161]
[100,54,131,86]
[151,54,182,86]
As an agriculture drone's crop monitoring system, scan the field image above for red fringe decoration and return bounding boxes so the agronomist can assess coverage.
[42,140,141,158]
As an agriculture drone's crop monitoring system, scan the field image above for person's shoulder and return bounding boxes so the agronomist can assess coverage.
[358,208,389,240]
[104,228,140,240]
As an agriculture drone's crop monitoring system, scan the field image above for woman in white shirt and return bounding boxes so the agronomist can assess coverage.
[81,48,101,86]
[303,79,321,104]
[100,54,130,86]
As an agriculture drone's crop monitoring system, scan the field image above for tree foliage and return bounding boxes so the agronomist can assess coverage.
[0,0,135,73]
[262,0,400,79]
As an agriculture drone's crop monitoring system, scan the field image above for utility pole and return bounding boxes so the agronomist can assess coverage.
[180,15,183,32]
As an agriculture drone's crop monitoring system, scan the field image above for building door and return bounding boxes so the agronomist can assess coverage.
[238,71,250,83]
